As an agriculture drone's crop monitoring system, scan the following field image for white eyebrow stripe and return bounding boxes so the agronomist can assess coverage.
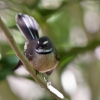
[43,41,48,44]
[38,41,39,44]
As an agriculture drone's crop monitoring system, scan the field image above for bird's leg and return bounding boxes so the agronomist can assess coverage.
[29,70,39,77]
[35,70,39,75]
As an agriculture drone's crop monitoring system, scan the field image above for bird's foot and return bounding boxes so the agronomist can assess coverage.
[35,70,39,75]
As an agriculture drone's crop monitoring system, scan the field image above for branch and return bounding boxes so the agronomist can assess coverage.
[0,18,67,100]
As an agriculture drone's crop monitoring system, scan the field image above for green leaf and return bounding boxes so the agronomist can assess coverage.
[0,55,18,80]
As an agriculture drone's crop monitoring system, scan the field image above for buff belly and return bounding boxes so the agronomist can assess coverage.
[30,52,59,73]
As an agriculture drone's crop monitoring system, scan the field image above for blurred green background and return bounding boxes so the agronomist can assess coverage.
[0,0,100,100]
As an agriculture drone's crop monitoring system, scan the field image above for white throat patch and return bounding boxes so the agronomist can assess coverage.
[35,48,52,53]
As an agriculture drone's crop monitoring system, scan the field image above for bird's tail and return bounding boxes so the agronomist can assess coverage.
[16,13,39,41]
[12,60,22,71]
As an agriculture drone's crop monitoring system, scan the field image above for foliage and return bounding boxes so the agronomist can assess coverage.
[0,0,100,100]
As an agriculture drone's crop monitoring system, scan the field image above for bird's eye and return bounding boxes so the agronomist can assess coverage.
[44,43,48,47]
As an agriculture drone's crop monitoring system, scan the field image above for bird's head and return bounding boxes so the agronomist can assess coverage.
[35,37,53,54]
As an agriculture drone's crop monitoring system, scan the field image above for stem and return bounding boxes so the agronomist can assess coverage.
[0,18,66,100]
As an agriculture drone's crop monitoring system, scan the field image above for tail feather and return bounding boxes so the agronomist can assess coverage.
[16,13,39,41]
[13,60,23,71]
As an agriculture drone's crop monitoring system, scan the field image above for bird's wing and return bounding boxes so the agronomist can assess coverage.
[54,46,60,61]
[24,40,36,61]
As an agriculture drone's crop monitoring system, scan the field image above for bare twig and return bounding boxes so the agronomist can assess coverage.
[0,17,67,100]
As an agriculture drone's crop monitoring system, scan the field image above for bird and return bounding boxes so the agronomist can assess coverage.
[13,13,60,76]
